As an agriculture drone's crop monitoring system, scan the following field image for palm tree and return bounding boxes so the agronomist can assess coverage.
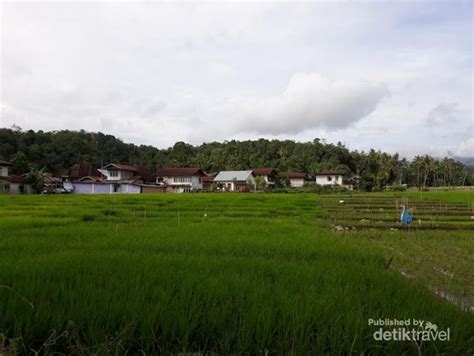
[25,168,49,194]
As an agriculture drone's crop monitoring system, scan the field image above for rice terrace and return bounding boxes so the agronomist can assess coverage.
[0,191,473,354]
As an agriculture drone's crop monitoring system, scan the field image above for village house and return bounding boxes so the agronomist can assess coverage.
[0,160,9,178]
[202,174,216,191]
[284,172,309,188]
[100,163,155,184]
[252,168,277,188]
[156,167,205,192]
[43,175,65,193]
[62,163,105,182]
[0,160,33,194]
[213,170,256,192]
[315,170,344,186]
[95,163,155,193]
[62,162,107,194]
[64,162,155,194]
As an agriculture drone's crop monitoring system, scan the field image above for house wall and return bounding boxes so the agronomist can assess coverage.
[74,182,94,194]
[217,176,256,192]
[73,183,110,194]
[73,182,141,194]
[289,178,305,188]
[121,184,141,194]
[159,176,203,191]
[1,181,32,194]
[102,169,134,181]
[0,166,9,177]
[316,175,342,185]
[246,175,256,188]
[14,183,33,194]
[142,186,167,193]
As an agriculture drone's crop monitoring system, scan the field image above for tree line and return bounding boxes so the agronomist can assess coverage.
[1,127,472,191]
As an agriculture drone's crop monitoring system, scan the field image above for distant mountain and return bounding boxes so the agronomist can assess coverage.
[453,156,474,167]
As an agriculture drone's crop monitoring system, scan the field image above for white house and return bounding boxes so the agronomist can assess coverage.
[0,160,9,177]
[315,170,344,186]
[285,172,309,188]
[69,163,153,194]
[252,168,277,188]
[156,167,205,192]
[213,170,256,192]
[72,181,141,194]
[0,160,33,194]
[100,163,139,181]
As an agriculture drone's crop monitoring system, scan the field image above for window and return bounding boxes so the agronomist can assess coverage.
[174,177,192,183]
[3,183,10,193]
[327,176,332,181]
[335,176,339,181]
[0,168,3,176]
[109,171,119,177]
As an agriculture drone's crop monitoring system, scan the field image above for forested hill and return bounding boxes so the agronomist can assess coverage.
[0,127,472,189]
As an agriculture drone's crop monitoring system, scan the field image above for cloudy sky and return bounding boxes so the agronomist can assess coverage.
[1,1,472,158]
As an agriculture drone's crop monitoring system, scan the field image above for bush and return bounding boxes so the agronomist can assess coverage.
[301,182,348,194]
[392,184,408,191]
[271,188,291,193]
[102,209,118,217]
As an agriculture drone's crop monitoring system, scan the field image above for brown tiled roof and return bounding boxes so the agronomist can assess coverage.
[44,175,62,183]
[68,163,104,180]
[202,175,215,183]
[252,168,276,176]
[157,167,205,177]
[0,160,11,165]
[6,175,26,183]
[104,163,154,183]
[104,163,138,172]
[317,170,343,175]
[131,166,155,183]
[285,172,308,179]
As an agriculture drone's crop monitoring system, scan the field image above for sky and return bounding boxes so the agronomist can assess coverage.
[1,1,473,158]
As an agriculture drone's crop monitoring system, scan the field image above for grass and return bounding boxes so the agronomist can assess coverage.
[0,193,473,354]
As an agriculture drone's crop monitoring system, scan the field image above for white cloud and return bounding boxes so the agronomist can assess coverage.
[234,73,389,134]
[426,103,460,125]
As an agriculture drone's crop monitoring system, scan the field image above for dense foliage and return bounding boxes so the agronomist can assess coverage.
[0,127,472,189]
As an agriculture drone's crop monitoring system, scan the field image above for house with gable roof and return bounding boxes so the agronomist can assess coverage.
[156,167,206,192]
[213,170,256,192]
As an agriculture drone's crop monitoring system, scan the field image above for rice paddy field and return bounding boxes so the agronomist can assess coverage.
[0,191,473,354]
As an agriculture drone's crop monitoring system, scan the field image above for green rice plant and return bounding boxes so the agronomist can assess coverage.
[0,193,472,354]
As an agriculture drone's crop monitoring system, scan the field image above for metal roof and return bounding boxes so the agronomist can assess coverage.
[103,163,138,172]
[214,170,253,182]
